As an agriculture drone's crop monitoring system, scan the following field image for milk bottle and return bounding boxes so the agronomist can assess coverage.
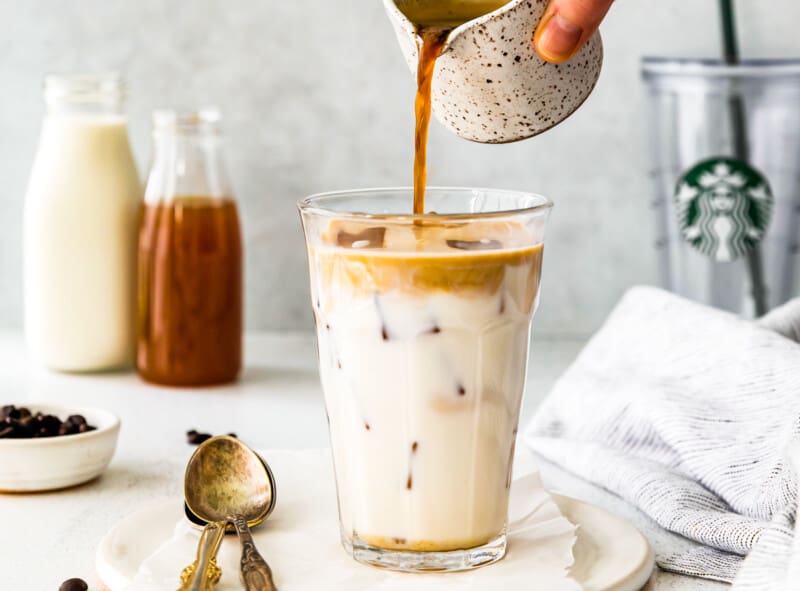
[24,74,142,372]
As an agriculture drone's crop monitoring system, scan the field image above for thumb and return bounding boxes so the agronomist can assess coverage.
[534,0,614,64]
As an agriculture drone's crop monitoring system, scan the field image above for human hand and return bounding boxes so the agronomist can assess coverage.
[534,0,615,64]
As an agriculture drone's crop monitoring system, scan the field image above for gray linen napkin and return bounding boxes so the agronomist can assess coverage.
[525,287,800,586]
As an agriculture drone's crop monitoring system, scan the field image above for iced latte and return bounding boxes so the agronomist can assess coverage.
[300,188,551,572]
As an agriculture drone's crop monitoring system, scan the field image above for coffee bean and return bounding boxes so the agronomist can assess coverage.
[0,406,97,440]
[186,430,212,445]
[59,578,88,591]
[40,414,62,434]
[14,421,33,438]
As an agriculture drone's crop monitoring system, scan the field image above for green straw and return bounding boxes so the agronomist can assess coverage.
[718,0,768,316]
[720,0,740,62]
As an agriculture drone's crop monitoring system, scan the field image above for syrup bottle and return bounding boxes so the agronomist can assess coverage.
[137,109,243,386]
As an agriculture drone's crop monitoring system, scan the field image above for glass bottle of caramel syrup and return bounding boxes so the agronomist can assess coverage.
[137,109,243,386]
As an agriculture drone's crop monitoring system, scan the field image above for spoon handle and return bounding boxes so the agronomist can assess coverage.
[231,514,279,591]
[180,521,226,591]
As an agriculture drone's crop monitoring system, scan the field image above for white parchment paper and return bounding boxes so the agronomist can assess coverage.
[126,449,578,591]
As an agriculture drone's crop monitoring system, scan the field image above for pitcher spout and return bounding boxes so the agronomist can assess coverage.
[385,0,513,54]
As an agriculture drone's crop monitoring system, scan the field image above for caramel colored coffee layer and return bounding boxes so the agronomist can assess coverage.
[316,247,542,297]
[314,220,543,304]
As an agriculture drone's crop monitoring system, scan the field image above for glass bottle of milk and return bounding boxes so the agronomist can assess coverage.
[24,74,142,372]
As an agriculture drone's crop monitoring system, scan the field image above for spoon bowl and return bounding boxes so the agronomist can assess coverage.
[184,452,276,531]
[185,436,276,527]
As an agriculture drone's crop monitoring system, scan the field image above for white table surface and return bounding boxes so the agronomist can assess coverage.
[0,332,728,591]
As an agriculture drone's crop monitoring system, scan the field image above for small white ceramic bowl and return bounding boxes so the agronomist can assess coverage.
[0,404,120,492]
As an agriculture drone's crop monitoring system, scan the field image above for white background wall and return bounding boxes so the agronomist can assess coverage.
[1,0,798,336]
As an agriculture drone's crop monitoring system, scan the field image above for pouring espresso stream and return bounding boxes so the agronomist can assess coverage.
[398,0,510,213]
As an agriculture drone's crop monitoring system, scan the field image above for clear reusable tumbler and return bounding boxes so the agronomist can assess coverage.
[299,188,551,572]
[642,58,800,316]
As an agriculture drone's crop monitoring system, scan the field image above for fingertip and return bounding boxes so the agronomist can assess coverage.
[533,33,573,65]
[534,12,584,64]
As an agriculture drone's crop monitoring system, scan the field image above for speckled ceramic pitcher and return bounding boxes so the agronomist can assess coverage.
[384,0,603,144]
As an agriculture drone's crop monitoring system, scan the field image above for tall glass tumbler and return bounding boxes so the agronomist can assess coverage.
[642,58,800,315]
[299,188,551,573]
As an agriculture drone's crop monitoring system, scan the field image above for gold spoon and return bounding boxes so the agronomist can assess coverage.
[180,436,278,591]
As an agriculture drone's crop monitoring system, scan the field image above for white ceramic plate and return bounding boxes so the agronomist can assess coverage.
[97,486,654,591]
[0,403,120,492]
[557,495,654,591]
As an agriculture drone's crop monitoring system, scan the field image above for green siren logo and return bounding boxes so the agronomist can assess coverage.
[674,158,773,262]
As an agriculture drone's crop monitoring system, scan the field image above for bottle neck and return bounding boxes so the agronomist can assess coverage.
[44,74,126,117]
[145,110,233,205]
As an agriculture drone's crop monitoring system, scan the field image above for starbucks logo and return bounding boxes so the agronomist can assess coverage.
[674,158,773,262]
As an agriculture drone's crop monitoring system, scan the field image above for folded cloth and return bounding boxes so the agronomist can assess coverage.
[525,286,800,586]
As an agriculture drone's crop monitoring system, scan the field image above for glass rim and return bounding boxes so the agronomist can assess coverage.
[641,57,800,79]
[298,187,553,222]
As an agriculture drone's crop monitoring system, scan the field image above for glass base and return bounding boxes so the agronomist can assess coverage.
[343,533,507,573]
